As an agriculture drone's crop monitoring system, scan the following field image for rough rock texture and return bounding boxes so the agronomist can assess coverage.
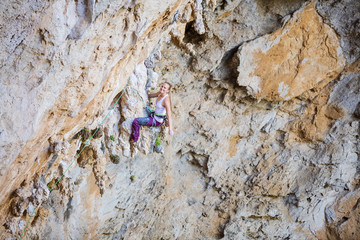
[0,0,187,200]
[1,0,360,239]
[316,0,360,65]
[237,1,346,101]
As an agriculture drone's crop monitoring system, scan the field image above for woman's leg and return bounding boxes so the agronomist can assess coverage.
[131,116,163,142]
[131,117,151,142]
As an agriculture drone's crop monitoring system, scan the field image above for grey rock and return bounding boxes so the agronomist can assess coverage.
[316,0,360,64]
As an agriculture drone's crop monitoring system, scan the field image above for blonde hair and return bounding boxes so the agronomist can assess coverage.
[163,82,173,111]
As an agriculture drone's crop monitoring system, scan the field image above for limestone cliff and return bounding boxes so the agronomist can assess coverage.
[1,0,359,239]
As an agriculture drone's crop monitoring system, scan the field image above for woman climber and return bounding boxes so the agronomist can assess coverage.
[130,82,174,142]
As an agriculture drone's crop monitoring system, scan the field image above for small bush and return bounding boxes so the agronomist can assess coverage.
[110,154,120,164]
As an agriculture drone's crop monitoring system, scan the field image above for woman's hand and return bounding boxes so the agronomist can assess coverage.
[147,91,160,98]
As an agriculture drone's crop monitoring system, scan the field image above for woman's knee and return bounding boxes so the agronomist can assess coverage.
[132,118,139,127]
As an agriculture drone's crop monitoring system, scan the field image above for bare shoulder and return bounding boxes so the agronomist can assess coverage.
[163,95,171,106]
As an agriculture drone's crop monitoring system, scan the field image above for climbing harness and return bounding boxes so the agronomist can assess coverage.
[129,86,168,126]
[147,107,168,123]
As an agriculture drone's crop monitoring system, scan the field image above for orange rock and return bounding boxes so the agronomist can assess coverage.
[237,1,346,101]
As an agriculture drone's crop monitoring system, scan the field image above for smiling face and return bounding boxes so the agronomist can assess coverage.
[159,83,170,95]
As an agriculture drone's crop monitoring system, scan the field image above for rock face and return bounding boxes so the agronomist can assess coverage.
[1,0,359,239]
[237,1,346,101]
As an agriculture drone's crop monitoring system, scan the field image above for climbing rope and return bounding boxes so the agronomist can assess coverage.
[20,83,131,239]
[129,85,148,107]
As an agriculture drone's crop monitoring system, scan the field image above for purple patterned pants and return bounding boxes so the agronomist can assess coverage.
[131,108,163,142]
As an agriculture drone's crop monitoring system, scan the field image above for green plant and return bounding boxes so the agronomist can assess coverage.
[110,154,120,164]
[155,136,161,146]
[110,135,115,142]
[130,175,135,182]
[47,182,52,191]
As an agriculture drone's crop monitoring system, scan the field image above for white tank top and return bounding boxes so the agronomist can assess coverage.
[154,94,168,123]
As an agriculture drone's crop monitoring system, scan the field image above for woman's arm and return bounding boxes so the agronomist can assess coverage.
[164,97,173,136]
[147,91,160,98]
